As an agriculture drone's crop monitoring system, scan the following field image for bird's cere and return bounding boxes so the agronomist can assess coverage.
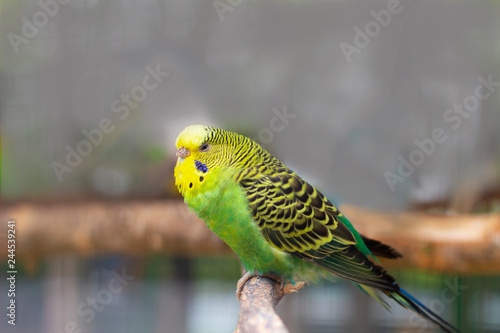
[176,146,190,158]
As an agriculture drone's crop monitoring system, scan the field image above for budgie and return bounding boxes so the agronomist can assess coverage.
[174,124,459,333]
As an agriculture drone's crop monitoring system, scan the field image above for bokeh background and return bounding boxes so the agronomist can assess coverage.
[1,0,500,332]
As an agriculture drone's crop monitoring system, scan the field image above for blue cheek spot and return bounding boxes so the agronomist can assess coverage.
[194,160,209,173]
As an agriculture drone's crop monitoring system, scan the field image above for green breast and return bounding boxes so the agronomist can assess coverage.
[185,168,292,275]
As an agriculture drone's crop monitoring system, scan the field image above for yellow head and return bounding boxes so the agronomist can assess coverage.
[174,124,273,197]
[174,125,241,196]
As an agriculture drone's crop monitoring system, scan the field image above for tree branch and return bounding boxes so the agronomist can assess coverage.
[235,275,288,333]
[1,199,499,273]
[340,204,500,273]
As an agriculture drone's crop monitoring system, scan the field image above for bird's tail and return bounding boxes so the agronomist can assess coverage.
[387,287,460,333]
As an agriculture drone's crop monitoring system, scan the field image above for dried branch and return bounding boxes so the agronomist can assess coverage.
[1,200,499,273]
[0,200,231,270]
[340,204,500,273]
[235,275,288,333]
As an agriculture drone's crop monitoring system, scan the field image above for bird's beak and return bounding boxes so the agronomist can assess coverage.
[176,146,191,158]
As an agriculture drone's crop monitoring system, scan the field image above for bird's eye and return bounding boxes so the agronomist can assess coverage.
[200,142,210,152]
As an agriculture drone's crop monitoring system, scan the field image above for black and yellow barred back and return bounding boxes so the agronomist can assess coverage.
[235,162,400,291]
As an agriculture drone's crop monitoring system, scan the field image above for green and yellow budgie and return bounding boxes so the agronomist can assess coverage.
[174,124,458,333]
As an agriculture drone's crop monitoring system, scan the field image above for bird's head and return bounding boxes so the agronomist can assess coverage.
[175,125,222,169]
[174,125,239,195]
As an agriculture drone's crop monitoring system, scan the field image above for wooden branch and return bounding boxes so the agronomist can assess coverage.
[340,204,500,274]
[235,276,288,333]
[0,200,231,269]
[0,200,499,273]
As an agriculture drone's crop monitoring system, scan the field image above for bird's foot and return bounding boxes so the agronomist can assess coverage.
[236,271,305,301]
[283,281,305,294]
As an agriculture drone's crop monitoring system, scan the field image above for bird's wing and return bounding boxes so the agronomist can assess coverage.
[238,167,397,291]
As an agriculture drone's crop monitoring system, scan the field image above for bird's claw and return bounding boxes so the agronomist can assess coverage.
[236,271,305,301]
[283,281,305,294]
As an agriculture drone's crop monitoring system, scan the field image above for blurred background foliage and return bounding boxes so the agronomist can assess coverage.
[1,0,500,332]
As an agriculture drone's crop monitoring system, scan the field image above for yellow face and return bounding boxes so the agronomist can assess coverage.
[174,125,213,197]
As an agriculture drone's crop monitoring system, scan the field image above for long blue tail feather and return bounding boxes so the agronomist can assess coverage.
[388,287,460,333]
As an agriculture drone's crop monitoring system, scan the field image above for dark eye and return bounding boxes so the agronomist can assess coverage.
[200,142,210,152]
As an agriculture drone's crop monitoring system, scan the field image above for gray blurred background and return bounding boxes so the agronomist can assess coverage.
[1,0,500,332]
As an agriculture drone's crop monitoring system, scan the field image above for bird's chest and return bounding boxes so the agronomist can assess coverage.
[175,159,236,222]
[176,160,292,274]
